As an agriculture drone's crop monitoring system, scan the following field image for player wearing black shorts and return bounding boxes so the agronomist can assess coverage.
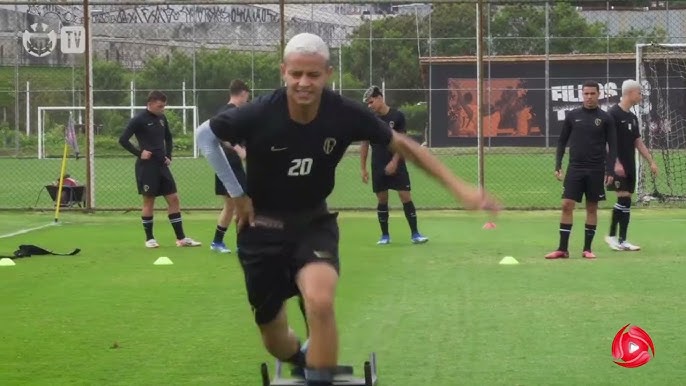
[360,86,428,245]
[605,80,659,252]
[209,80,250,254]
[546,81,617,260]
[118,91,201,248]
[196,33,500,386]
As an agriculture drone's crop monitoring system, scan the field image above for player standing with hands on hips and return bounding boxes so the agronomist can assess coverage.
[196,33,500,386]
[546,81,617,260]
[119,91,201,248]
[605,80,659,251]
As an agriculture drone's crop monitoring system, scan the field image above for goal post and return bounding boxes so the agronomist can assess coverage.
[635,43,686,203]
[37,105,199,160]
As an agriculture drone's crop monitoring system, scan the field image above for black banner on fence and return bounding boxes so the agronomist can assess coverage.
[421,54,685,148]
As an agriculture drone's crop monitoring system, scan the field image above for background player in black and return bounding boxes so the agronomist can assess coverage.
[360,85,429,245]
[605,80,659,251]
[118,91,201,248]
[197,33,500,386]
[209,79,250,253]
[546,81,617,260]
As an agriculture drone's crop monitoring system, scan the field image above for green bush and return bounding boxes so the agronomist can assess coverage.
[398,102,428,137]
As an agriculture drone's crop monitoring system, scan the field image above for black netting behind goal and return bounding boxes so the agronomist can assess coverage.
[637,44,686,203]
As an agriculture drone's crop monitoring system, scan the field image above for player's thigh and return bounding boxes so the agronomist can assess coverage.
[135,161,161,196]
[388,165,412,192]
[561,168,585,203]
[237,220,297,325]
[158,166,177,196]
[583,169,606,202]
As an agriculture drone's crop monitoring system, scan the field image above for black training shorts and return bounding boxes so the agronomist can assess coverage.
[561,166,606,203]
[371,162,411,193]
[215,161,247,196]
[237,207,340,325]
[607,170,636,194]
[135,159,177,197]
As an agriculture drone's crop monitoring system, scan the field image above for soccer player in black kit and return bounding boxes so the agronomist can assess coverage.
[119,91,201,248]
[209,79,250,253]
[196,33,500,386]
[360,85,428,245]
[604,80,659,251]
[546,81,617,260]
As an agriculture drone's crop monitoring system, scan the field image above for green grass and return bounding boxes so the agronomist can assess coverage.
[0,210,684,385]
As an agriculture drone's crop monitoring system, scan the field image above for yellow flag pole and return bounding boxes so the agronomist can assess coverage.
[53,141,69,223]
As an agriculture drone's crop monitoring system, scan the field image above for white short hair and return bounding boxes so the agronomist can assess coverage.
[622,79,641,95]
[284,33,330,62]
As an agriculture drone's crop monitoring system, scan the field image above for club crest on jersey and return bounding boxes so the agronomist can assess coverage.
[323,137,337,155]
[615,180,621,189]
[159,119,164,126]
[595,118,602,127]
[389,121,395,129]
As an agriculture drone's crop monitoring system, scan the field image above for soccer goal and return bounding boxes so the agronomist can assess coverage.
[635,43,686,203]
[36,105,199,159]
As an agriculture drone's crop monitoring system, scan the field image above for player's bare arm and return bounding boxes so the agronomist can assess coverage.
[604,115,618,186]
[555,114,572,180]
[360,141,370,183]
[384,153,401,175]
[388,131,500,211]
[635,138,658,175]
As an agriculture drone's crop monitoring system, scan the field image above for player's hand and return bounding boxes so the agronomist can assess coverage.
[361,169,369,184]
[604,174,614,186]
[650,161,659,176]
[614,161,625,177]
[457,186,502,213]
[234,195,255,231]
[140,150,152,160]
[164,157,171,166]
[384,161,398,175]
[554,169,564,181]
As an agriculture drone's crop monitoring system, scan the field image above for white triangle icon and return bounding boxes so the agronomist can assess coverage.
[629,342,639,353]
[499,256,519,265]
[0,258,16,266]
[153,256,173,265]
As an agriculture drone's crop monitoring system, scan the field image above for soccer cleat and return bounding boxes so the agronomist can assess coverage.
[290,339,310,378]
[545,250,569,259]
[176,237,201,247]
[411,233,429,244]
[619,241,641,251]
[210,242,231,253]
[605,235,623,251]
[376,235,391,245]
[145,239,159,248]
[582,250,596,259]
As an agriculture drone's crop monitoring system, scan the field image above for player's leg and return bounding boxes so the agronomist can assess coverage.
[605,177,625,250]
[581,169,606,259]
[211,196,233,253]
[295,213,341,385]
[375,188,391,244]
[137,160,159,248]
[616,172,639,250]
[394,167,428,244]
[159,166,200,247]
[546,168,582,258]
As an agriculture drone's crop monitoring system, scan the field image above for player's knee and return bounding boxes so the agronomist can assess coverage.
[398,191,411,203]
[561,200,575,213]
[299,265,337,320]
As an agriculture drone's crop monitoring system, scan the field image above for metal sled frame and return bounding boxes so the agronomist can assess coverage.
[261,352,378,386]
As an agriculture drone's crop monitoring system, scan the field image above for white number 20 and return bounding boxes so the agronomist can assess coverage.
[287,158,313,176]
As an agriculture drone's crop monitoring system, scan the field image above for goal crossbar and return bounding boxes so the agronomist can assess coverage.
[37,105,199,159]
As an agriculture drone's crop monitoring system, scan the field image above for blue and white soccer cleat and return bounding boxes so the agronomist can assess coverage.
[411,233,429,244]
[376,235,391,245]
[210,242,231,253]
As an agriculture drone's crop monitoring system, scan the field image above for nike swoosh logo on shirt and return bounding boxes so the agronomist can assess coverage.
[271,146,287,151]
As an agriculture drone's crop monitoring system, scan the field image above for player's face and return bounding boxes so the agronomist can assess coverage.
[281,53,333,106]
[366,96,383,114]
[235,90,250,106]
[147,100,166,116]
[582,87,599,109]
[627,87,642,105]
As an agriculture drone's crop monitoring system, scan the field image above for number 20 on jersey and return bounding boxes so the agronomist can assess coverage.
[288,158,313,176]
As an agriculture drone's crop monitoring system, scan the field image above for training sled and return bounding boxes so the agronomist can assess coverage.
[261,352,378,386]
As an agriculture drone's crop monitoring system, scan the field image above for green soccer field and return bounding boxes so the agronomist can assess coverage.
[1,210,684,386]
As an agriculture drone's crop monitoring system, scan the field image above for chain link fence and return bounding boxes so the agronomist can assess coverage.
[1,1,685,210]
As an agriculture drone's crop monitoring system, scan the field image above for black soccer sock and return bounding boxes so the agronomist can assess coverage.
[618,197,632,242]
[213,225,227,244]
[558,223,572,251]
[402,201,419,235]
[377,203,389,236]
[284,341,307,368]
[305,368,333,386]
[584,224,597,252]
[609,201,623,237]
[141,216,154,241]
[168,212,186,240]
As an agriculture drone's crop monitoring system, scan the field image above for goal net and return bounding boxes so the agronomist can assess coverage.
[636,43,686,203]
[36,105,199,159]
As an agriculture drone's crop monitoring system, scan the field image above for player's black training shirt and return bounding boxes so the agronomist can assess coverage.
[370,108,406,168]
[608,104,640,173]
[555,106,617,173]
[215,103,243,166]
[119,110,172,164]
[209,88,394,211]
